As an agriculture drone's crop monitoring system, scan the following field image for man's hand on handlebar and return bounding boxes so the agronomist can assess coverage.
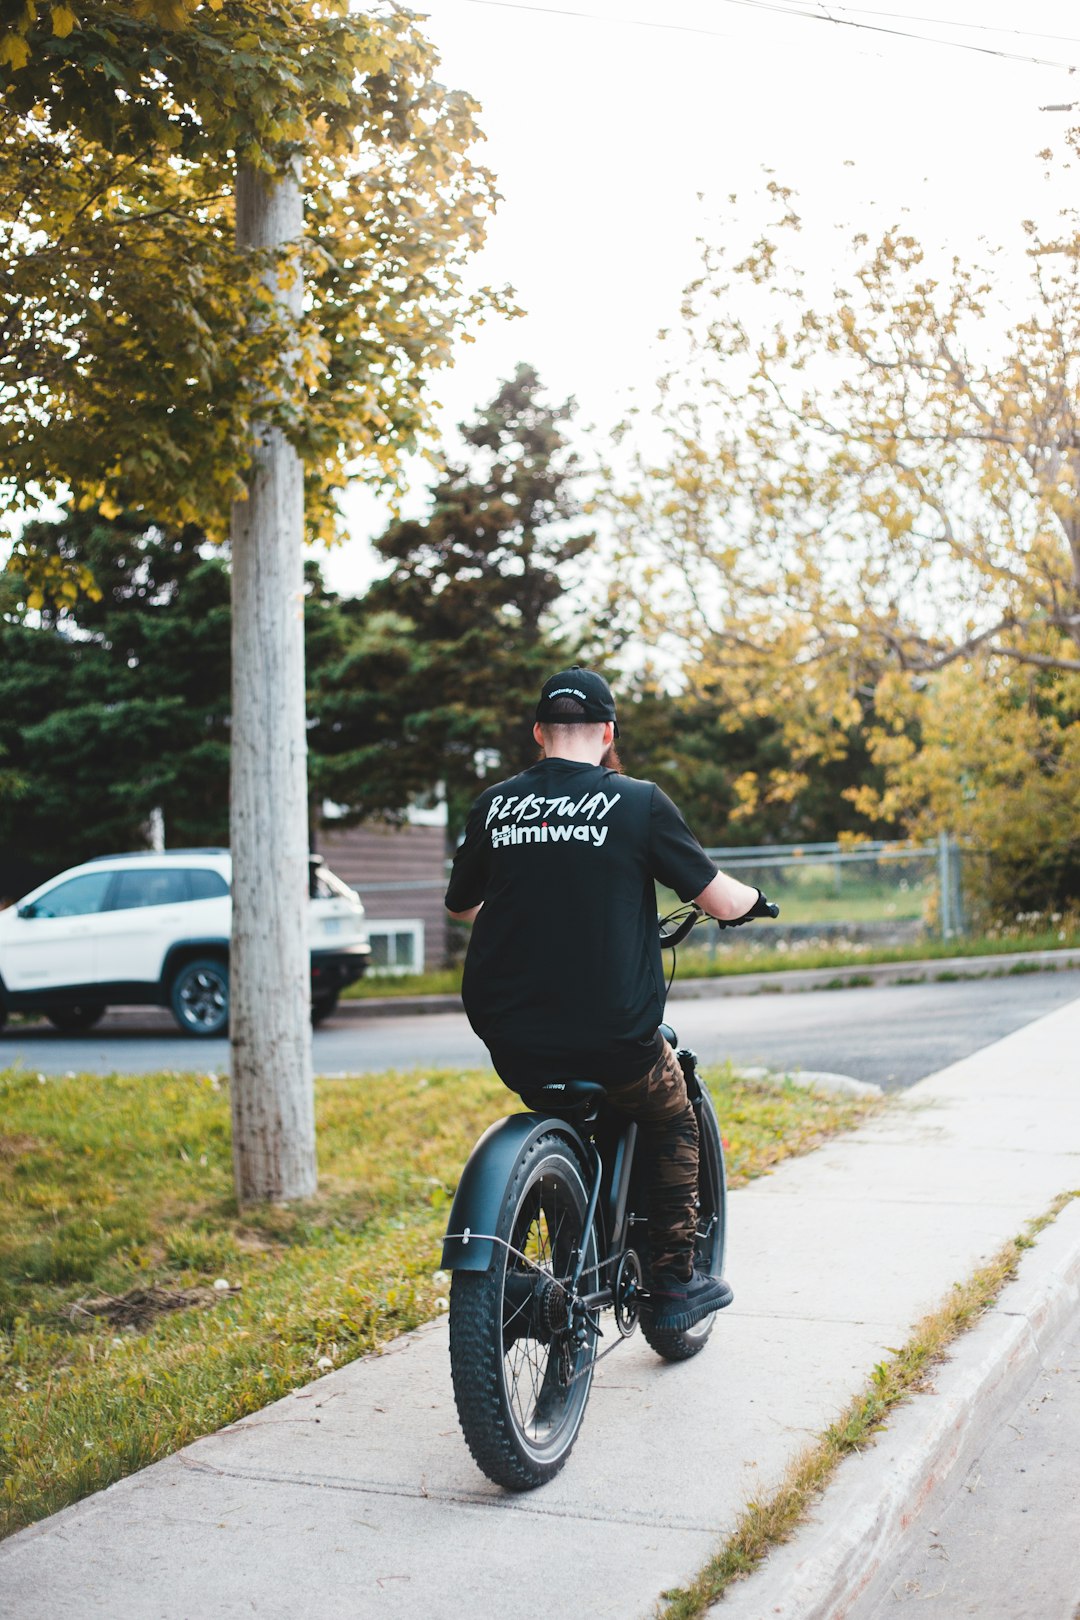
[715,887,780,930]
[658,891,780,947]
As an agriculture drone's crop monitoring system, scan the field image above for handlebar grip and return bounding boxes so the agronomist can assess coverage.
[715,892,781,929]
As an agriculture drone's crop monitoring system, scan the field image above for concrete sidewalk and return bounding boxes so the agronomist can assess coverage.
[3,1001,1079,1620]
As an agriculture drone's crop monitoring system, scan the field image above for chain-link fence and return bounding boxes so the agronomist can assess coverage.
[363,836,974,972]
[701,837,968,944]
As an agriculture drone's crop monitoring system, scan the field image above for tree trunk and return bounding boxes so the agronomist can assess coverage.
[228,160,316,1204]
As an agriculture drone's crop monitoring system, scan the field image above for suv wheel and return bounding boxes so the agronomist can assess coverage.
[46,1002,106,1034]
[170,958,229,1038]
[311,992,339,1027]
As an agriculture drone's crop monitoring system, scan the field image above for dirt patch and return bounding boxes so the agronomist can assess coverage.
[0,1133,42,1161]
[62,1283,240,1330]
[233,1228,284,1255]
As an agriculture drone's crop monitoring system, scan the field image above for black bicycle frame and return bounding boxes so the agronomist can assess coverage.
[569,1118,639,1310]
[442,1022,699,1306]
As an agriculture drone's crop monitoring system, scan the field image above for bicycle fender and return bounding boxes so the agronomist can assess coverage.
[441,1112,590,1273]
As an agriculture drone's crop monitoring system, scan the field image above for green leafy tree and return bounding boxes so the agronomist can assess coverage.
[1,1,501,551]
[1,1,503,1201]
[311,365,596,835]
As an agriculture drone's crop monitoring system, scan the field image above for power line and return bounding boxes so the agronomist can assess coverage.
[441,0,1079,71]
[722,0,1078,68]
[830,4,1080,50]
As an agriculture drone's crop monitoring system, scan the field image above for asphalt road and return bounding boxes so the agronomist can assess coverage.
[4,970,1080,1089]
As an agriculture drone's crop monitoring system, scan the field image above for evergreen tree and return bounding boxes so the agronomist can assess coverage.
[0,515,351,879]
[310,365,596,835]
[1,514,231,874]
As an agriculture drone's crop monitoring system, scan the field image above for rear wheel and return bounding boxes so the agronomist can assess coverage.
[449,1134,599,1490]
[640,1080,727,1362]
[45,1002,106,1034]
[169,958,229,1038]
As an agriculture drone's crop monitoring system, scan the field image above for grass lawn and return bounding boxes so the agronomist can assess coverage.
[0,1063,880,1538]
[346,966,463,998]
[756,888,924,924]
[344,928,1080,1001]
[741,866,930,925]
[657,869,930,926]
[673,927,1080,980]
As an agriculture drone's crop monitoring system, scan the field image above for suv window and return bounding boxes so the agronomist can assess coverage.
[109,869,191,911]
[310,864,355,901]
[188,868,230,901]
[28,871,113,918]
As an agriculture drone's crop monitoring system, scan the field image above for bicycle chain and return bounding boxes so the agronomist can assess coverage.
[444,1229,631,1387]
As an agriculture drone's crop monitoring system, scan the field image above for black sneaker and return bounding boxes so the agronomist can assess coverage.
[649,1269,734,1332]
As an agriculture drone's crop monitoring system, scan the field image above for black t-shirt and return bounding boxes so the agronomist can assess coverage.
[444,759,718,1090]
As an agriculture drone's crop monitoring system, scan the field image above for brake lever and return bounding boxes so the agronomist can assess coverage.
[658,902,706,948]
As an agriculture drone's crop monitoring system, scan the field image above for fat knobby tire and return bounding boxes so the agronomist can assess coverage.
[449,1134,596,1491]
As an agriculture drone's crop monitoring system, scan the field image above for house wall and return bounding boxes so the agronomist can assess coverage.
[314,820,449,972]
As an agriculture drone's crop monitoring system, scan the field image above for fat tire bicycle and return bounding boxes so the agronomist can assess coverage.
[442,895,777,1490]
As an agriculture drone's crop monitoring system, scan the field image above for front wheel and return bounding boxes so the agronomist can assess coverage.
[640,1080,727,1362]
[169,958,229,1038]
[449,1133,599,1490]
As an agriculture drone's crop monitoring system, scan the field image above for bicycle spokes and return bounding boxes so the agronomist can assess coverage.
[501,1175,592,1443]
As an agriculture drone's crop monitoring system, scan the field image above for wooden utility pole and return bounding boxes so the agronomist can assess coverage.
[228,160,317,1203]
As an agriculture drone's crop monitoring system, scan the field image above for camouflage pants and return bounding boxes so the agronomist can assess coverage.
[604,1038,699,1280]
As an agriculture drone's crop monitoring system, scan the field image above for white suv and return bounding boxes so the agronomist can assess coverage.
[0,849,370,1037]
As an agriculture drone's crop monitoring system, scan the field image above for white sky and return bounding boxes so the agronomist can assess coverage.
[319,0,1080,595]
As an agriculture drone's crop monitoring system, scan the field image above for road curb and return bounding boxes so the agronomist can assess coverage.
[337,948,1080,1018]
[712,1196,1080,1620]
[334,992,463,1018]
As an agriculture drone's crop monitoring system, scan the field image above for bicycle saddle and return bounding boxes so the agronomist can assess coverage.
[525,1080,607,1116]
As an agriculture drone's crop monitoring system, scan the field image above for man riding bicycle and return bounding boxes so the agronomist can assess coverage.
[445,666,774,1333]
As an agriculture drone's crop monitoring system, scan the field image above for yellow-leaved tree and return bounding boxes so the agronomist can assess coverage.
[850,663,1080,923]
[609,164,1080,900]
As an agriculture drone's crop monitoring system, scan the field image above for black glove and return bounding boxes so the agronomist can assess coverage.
[716,888,780,929]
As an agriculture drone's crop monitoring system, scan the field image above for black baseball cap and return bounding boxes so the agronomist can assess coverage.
[535,666,620,737]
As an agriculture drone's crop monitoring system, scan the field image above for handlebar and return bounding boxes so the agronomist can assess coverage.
[658,908,704,948]
[658,892,780,949]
